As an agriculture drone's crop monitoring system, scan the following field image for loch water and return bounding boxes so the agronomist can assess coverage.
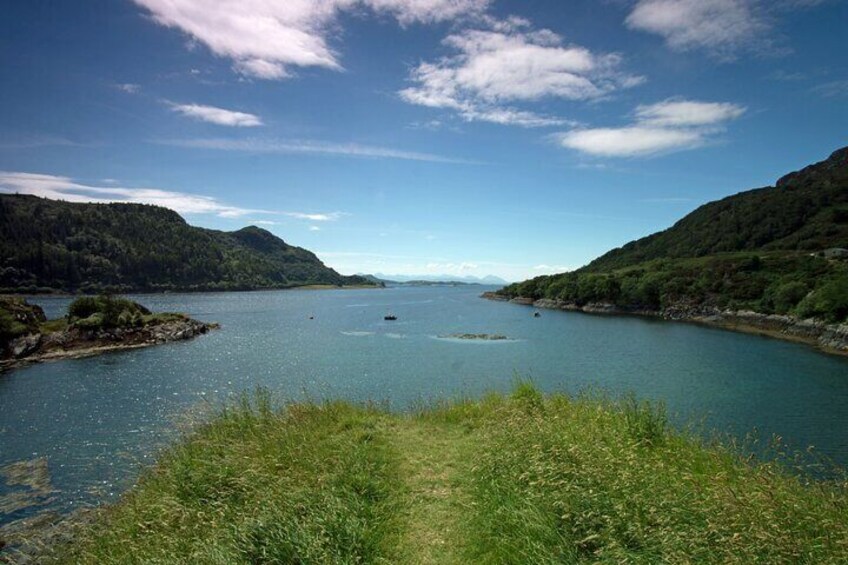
[2,285,848,525]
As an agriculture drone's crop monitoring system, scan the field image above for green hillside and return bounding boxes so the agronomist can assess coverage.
[499,147,848,322]
[586,147,848,272]
[0,195,371,293]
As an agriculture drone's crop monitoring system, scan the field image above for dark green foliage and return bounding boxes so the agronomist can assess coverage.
[500,254,848,322]
[0,296,46,343]
[0,195,372,293]
[585,148,848,272]
[500,148,848,322]
[67,295,165,329]
[795,278,848,322]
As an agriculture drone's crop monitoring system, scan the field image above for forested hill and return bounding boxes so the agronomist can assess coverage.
[497,147,848,323]
[584,146,848,272]
[0,195,372,293]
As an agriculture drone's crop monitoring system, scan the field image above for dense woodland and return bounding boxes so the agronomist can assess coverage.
[500,147,848,322]
[0,195,372,293]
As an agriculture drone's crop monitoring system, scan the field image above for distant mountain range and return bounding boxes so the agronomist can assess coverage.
[0,195,373,293]
[499,146,848,324]
[362,273,510,285]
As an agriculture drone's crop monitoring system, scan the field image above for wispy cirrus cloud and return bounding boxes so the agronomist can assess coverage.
[158,137,479,164]
[168,102,263,127]
[0,172,345,223]
[132,0,489,80]
[284,211,347,222]
[555,98,746,158]
[113,82,141,94]
[0,134,88,149]
[811,79,848,98]
[400,19,643,127]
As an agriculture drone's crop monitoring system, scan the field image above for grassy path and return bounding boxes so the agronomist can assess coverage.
[382,417,475,564]
[48,390,848,565]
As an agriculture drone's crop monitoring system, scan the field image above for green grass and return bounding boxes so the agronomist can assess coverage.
[50,385,848,564]
[38,318,68,333]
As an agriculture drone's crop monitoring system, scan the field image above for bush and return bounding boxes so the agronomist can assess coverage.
[795,278,848,322]
[67,296,100,320]
[68,295,152,329]
[769,281,809,314]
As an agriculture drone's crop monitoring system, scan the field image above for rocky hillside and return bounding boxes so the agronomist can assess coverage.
[0,195,372,293]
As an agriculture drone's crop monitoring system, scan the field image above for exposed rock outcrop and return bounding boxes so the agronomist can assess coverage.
[483,292,848,355]
[2,316,218,371]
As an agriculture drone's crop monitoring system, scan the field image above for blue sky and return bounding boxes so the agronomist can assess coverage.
[0,0,846,281]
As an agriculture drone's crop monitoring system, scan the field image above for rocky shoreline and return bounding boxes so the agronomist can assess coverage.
[483,292,848,356]
[1,317,219,371]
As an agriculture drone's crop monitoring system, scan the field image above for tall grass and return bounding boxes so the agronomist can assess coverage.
[46,385,848,564]
[461,388,848,563]
[54,391,402,564]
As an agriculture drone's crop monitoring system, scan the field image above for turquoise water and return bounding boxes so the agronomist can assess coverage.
[2,286,848,524]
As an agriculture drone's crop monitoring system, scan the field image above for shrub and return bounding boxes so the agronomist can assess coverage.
[68,295,152,329]
[795,278,848,322]
[771,281,809,314]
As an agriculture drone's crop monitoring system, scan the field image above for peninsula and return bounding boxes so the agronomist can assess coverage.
[0,295,217,370]
[489,147,848,354]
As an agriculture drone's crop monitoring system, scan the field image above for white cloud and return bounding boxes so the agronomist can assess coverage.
[626,0,768,57]
[625,0,828,57]
[461,107,571,128]
[556,127,703,157]
[425,261,479,274]
[284,212,347,222]
[168,102,263,127]
[0,172,346,224]
[400,24,643,127]
[812,80,848,98]
[365,0,489,25]
[114,83,141,93]
[133,0,488,80]
[533,264,573,274]
[0,135,84,149]
[309,225,322,231]
[159,137,479,164]
[0,171,268,217]
[555,98,745,158]
[634,99,746,127]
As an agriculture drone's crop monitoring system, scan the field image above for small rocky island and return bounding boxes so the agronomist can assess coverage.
[1,295,218,370]
[439,333,511,341]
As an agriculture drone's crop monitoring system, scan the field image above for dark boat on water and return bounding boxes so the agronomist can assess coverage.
[533,311,541,318]
[384,314,397,321]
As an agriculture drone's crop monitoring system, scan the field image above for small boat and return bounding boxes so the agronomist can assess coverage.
[533,311,541,318]
[384,314,397,321]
